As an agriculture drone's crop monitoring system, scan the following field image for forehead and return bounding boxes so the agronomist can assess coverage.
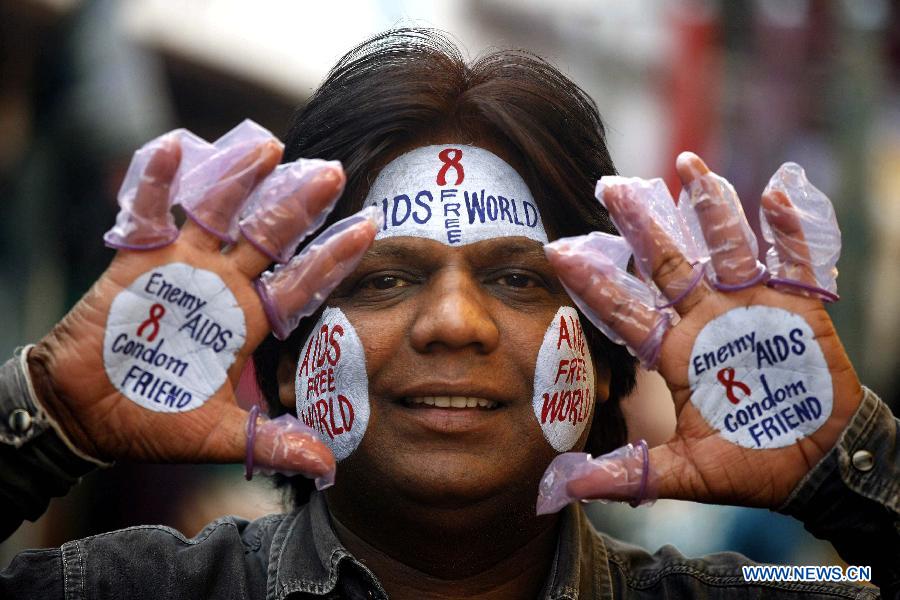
[361,236,549,266]
[365,144,548,247]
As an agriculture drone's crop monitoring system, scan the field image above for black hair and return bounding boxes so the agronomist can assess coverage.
[254,28,637,505]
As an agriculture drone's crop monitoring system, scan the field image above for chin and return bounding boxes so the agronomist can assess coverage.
[389,453,532,509]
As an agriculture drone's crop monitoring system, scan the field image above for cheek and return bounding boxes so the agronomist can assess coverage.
[344,307,411,382]
[529,306,596,452]
[294,307,371,461]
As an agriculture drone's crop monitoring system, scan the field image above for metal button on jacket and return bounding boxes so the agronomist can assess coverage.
[851,449,874,472]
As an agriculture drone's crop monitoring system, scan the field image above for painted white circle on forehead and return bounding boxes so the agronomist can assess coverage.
[364,145,548,246]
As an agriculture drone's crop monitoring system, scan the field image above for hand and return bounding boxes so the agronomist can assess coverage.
[543,153,863,510]
[26,125,379,481]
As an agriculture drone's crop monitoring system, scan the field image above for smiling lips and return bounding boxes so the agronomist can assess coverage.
[403,396,499,409]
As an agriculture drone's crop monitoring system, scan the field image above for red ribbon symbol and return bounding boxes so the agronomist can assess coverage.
[436,148,464,186]
[717,367,751,405]
[136,303,166,342]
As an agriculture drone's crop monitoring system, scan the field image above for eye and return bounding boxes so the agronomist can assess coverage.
[360,274,411,290]
[494,272,543,289]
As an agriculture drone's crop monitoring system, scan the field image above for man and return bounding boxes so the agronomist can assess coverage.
[1,28,896,599]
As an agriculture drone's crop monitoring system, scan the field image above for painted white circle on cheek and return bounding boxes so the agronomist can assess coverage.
[688,306,832,449]
[103,262,246,412]
[532,306,596,452]
[294,307,370,461]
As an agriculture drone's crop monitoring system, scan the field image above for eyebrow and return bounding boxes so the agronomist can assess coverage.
[476,239,548,263]
[360,242,429,265]
[363,238,548,263]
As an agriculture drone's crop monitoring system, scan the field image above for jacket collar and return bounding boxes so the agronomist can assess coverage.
[266,491,612,599]
[266,492,375,599]
[543,503,614,600]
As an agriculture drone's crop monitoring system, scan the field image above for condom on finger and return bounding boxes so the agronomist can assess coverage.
[247,410,336,489]
[255,206,383,340]
[581,231,633,271]
[596,177,703,272]
[546,235,673,369]
[239,160,345,263]
[676,154,768,290]
[596,176,706,305]
[536,440,655,515]
[761,163,840,302]
[178,119,284,243]
[104,129,213,250]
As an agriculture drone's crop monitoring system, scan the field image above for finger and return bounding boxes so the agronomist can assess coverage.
[568,442,655,507]
[761,162,840,301]
[205,402,336,481]
[676,152,764,288]
[536,441,654,515]
[601,183,709,313]
[135,139,181,220]
[253,413,337,484]
[760,190,817,286]
[181,140,283,251]
[104,135,182,250]
[230,160,346,277]
[545,239,670,368]
[256,206,382,340]
[566,443,686,504]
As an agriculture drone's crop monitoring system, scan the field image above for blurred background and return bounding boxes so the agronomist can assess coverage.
[2,0,898,571]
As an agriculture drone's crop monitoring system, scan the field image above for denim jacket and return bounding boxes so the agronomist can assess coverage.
[1,350,897,598]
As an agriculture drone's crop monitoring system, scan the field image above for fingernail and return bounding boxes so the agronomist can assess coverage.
[611,189,644,232]
[359,204,385,232]
[675,151,710,182]
[547,248,591,286]
[535,452,592,515]
[544,240,567,257]
[762,190,791,213]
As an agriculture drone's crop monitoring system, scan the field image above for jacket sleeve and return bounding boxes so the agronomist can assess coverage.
[0,548,65,599]
[779,386,899,596]
[0,348,99,541]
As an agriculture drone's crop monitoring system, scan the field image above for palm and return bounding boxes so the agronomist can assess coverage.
[655,285,860,507]
[32,237,269,464]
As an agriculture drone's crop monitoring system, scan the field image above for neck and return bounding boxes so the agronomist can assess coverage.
[326,493,560,600]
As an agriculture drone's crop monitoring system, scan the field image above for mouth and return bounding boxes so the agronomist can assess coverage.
[388,390,508,435]
[400,396,501,410]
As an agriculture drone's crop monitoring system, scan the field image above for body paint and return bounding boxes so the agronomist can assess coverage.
[365,145,548,246]
[103,262,246,412]
[688,306,832,449]
[295,307,369,460]
[321,145,555,454]
[532,307,596,451]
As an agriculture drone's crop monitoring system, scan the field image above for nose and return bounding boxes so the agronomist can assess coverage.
[409,268,500,354]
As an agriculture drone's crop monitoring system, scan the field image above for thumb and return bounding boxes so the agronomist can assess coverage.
[206,399,336,485]
[536,440,654,515]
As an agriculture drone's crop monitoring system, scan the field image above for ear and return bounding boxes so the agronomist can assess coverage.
[276,351,297,410]
[594,353,611,403]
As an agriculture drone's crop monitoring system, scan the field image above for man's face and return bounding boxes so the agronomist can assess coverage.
[281,234,609,507]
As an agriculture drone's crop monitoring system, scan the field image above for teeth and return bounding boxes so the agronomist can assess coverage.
[406,396,498,409]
